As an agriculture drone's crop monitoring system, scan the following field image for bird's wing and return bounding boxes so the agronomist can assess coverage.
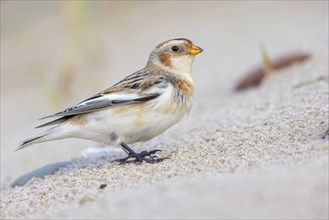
[40,92,160,119]
[40,71,172,119]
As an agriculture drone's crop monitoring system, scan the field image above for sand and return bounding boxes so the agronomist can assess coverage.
[1,1,328,219]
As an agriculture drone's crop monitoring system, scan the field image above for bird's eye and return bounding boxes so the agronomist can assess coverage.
[171,46,179,52]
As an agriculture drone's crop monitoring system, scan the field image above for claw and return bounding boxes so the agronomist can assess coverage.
[139,149,162,157]
[114,149,167,164]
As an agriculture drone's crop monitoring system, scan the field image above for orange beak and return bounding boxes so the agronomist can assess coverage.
[189,44,203,55]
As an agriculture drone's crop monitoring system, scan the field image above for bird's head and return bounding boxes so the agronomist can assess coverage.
[147,38,203,75]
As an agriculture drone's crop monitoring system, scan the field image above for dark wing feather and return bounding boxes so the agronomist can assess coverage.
[36,116,71,128]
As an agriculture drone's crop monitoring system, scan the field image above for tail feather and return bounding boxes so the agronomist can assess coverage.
[16,128,59,151]
[16,135,46,151]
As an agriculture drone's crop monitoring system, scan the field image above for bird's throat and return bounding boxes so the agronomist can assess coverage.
[157,54,194,77]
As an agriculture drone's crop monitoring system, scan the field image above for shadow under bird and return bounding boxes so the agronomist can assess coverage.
[17,38,203,163]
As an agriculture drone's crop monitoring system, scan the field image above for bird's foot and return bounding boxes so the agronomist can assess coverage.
[115,149,168,164]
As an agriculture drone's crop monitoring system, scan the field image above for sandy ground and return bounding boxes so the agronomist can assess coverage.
[1,1,328,219]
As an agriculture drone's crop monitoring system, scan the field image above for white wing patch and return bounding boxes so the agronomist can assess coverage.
[74,92,141,109]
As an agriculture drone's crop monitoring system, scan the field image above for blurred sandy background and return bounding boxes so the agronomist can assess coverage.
[1,1,328,219]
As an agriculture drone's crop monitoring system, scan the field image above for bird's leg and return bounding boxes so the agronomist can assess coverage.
[115,142,166,164]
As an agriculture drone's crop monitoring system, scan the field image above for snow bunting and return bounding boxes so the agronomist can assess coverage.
[17,38,203,163]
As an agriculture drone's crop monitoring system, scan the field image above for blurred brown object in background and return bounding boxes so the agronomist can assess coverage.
[235,52,311,91]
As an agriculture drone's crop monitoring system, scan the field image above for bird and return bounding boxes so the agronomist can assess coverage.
[17,38,203,163]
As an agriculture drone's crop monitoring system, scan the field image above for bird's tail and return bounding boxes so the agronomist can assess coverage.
[16,128,61,151]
